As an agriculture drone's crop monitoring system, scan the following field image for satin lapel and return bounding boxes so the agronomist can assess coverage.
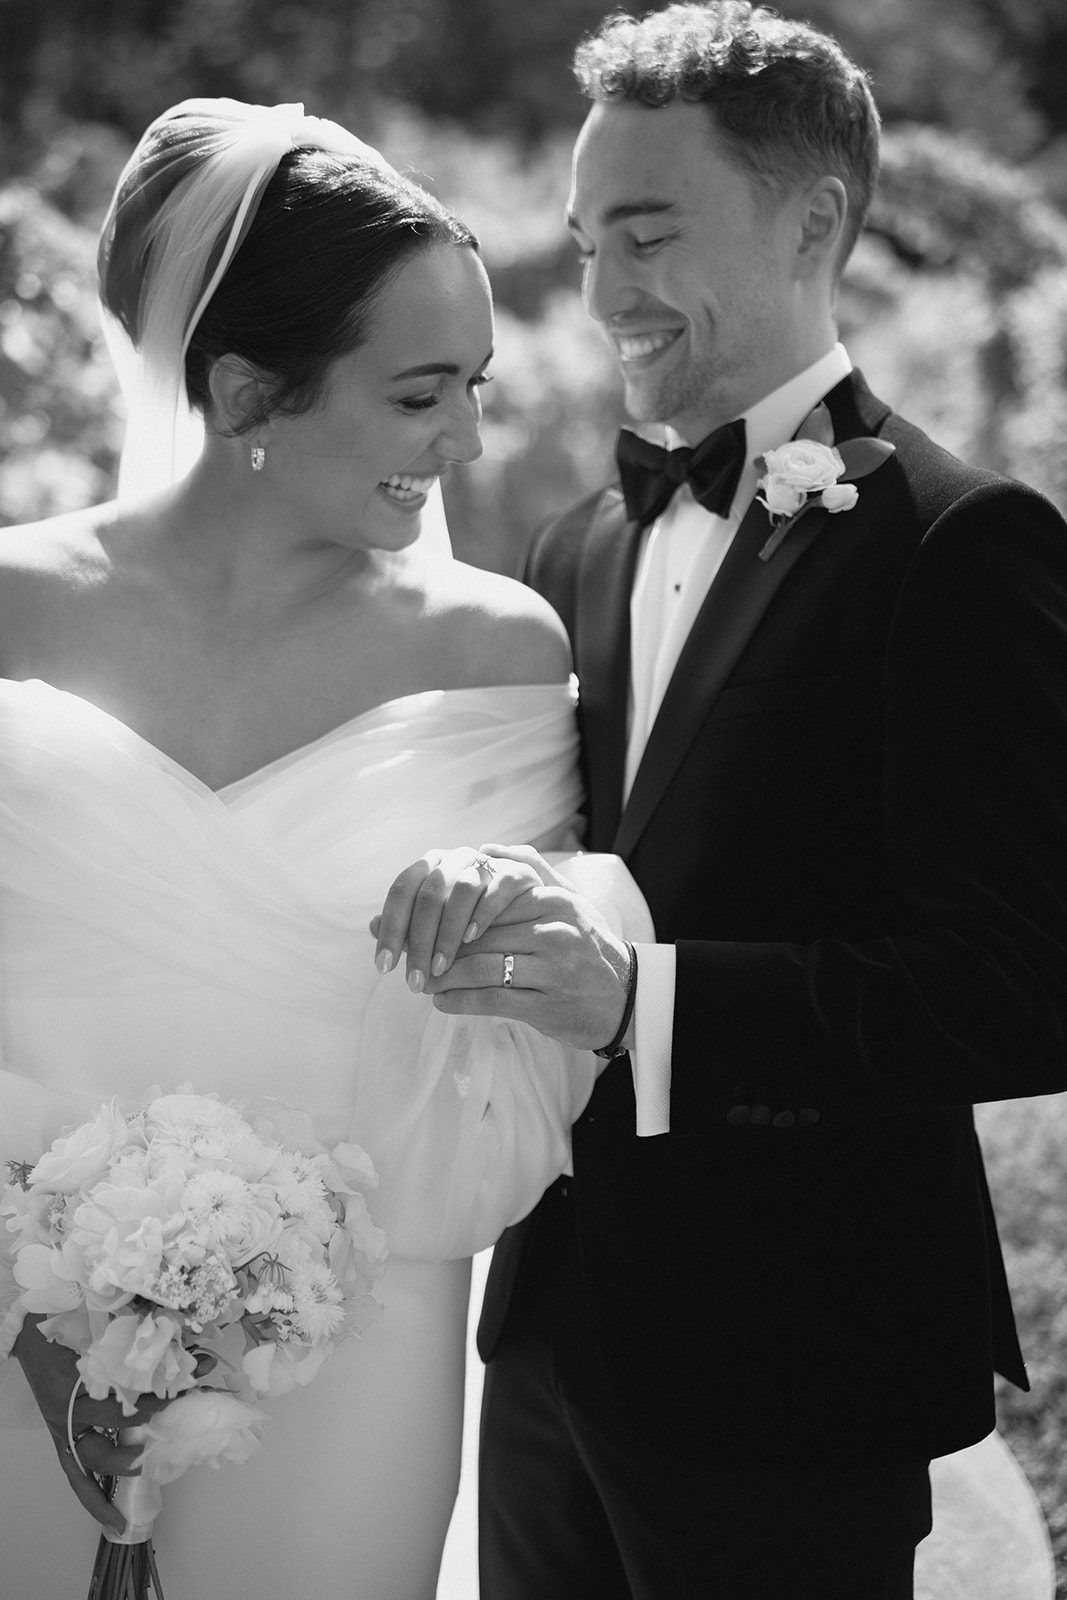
[574,489,643,849]
[614,491,829,859]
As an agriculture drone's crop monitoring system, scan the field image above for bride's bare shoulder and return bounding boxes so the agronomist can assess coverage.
[423,559,572,686]
[0,505,118,659]
[0,504,118,580]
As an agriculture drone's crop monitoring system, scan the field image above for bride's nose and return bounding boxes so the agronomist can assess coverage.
[437,392,484,466]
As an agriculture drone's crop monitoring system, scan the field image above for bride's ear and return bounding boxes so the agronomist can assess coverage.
[206,355,274,439]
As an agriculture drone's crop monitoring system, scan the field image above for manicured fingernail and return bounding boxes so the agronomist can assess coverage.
[376,950,394,973]
[407,969,425,992]
[462,922,478,943]
[432,953,447,976]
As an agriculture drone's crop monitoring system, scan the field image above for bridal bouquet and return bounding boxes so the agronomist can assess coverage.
[1,1090,387,1599]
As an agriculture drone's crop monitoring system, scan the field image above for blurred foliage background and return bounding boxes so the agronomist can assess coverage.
[2,0,1067,567]
[1,2,1066,1583]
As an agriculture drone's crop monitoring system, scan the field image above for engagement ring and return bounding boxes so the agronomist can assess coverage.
[502,953,515,987]
[474,854,496,878]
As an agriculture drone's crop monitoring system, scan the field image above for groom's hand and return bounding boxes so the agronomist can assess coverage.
[424,883,634,1056]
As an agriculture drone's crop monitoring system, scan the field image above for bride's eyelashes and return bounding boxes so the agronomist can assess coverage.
[395,373,494,414]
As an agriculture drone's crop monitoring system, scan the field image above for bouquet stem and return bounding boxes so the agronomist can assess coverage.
[87,1427,166,1599]
[87,1530,165,1600]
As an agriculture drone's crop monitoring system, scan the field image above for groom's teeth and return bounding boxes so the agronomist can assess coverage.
[618,331,678,361]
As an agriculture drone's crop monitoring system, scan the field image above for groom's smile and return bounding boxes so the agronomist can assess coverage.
[615,329,683,364]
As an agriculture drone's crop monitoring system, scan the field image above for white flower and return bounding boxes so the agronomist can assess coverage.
[820,482,859,513]
[329,1142,379,1192]
[29,1102,128,1193]
[288,1260,345,1343]
[138,1389,267,1484]
[760,439,844,494]
[79,1310,197,1414]
[242,1338,330,1396]
[179,1170,280,1261]
[757,475,807,518]
[12,1240,84,1315]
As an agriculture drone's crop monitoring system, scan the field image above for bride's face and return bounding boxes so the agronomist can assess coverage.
[264,243,493,549]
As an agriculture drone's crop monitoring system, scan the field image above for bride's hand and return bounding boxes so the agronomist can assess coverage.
[371,844,572,993]
[13,1313,172,1533]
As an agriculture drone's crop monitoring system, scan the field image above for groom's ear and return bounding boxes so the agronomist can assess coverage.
[205,355,275,438]
[794,176,848,279]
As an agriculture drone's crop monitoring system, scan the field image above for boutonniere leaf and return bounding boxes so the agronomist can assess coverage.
[756,403,896,562]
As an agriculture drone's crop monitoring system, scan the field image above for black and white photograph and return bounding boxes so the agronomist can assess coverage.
[0,4,1065,1597]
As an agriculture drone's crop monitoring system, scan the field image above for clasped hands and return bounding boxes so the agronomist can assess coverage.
[370,845,633,1058]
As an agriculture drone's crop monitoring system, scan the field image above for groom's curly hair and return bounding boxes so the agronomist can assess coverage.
[573,2,880,265]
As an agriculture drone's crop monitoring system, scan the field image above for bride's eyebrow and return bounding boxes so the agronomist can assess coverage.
[390,349,494,381]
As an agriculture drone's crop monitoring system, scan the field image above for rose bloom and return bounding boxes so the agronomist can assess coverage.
[29,1102,129,1193]
[821,482,859,513]
[760,439,844,493]
[138,1389,267,1484]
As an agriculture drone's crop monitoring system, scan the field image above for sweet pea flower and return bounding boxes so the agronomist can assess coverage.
[12,1240,84,1315]
[242,1338,330,1396]
[79,1309,197,1414]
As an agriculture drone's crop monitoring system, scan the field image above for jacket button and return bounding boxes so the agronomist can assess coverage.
[797,1108,821,1126]
[772,1110,796,1129]
[750,1104,771,1126]
[726,1104,751,1126]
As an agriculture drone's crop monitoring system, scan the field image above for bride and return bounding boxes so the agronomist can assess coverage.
[0,97,638,1599]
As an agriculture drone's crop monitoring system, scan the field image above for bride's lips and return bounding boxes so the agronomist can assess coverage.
[614,328,683,368]
[378,472,438,508]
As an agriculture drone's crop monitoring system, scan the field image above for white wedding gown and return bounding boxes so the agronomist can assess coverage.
[0,676,597,1600]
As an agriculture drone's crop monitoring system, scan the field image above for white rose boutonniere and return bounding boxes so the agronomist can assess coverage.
[755,402,895,561]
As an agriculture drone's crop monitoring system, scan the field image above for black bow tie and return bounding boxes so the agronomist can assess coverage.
[616,419,747,528]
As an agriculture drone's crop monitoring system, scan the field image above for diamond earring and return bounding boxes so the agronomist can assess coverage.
[250,445,266,472]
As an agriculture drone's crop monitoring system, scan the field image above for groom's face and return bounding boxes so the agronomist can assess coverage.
[567,100,805,441]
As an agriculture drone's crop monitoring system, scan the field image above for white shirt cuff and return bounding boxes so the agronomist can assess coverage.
[630,942,675,1136]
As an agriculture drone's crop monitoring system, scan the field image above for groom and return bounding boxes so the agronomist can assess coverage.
[428,4,1067,1595]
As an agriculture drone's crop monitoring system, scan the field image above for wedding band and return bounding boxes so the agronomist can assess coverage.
[502,953,515,987]
[474,854,496,878]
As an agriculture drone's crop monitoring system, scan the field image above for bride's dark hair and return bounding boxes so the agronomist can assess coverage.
[99,118,478,436]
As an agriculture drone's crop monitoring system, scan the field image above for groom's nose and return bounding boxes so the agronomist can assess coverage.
[582,244,641,326]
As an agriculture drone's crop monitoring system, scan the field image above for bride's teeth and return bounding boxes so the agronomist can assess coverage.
[381,473,435,495]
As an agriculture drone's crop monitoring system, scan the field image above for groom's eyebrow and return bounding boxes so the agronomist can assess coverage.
[566,200,677,231]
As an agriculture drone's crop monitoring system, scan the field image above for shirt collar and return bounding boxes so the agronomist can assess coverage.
[665,344,853,466]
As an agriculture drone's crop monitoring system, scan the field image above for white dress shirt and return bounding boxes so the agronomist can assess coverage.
[627,345,853,1134]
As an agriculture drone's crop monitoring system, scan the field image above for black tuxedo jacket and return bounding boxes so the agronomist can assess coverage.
[479,371,1067,1468]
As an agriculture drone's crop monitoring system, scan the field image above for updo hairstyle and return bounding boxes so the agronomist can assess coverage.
[99,117,478,435]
